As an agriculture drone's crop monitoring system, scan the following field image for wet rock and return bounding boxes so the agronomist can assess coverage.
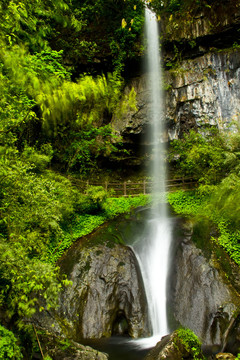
[169,235,239,345]
[222,312,240,355]
[43,240,150,341]
[34,241,149,342]
[145,331,204,360]
[215,353,236,360]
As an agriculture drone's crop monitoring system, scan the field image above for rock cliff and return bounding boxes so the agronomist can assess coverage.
[112,49,240,147]
[168,219,240,347]
[111,2,240,159]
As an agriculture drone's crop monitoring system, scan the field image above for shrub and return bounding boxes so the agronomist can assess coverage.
[0,324,23,360]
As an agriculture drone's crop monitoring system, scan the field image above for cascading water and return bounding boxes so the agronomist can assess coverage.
[82,6,173,359]
[131,6,172,348]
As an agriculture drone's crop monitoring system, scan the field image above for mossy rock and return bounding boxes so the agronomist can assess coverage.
[37,331,109,360]
[145,329,204,360]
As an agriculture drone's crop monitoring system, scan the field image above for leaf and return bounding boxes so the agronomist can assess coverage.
[121,18,127,28]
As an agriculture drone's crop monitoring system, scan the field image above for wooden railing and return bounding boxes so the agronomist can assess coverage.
[68,177,197,197]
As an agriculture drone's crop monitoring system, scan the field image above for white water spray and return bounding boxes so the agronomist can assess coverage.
[131,6,172,349]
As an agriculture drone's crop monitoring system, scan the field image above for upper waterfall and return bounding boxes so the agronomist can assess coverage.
[145,7,166,209]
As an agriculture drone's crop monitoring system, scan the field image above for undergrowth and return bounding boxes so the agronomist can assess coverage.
[48,194,150,263]
[168,190,240,267]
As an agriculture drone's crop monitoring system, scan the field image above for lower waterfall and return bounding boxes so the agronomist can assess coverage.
[131,217,172,348]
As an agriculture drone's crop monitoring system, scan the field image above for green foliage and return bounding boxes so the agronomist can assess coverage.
[0,142,77,322]
[168,187,240,266]
[0,0,144,72]
[2,46,126,132]
[0,0,82,51]
[48,214,106,263]
[0,324,23,360]
[212,222,240,265]
[85,186,108,211]
[103,194,150,218]
[169,128,240,263]
[1,40,135,173]
[0,242,71,319]
[67,0,144,72]
[150,0,238,17]
[176,328,202,360]
[64,125,122,174]
[168,190,207,215]
[0,0,143,356]
[48,194,150,262]
[205,173,240,228]
[0,147,82,256]
[169,128,228,184]
[163,0,183,14]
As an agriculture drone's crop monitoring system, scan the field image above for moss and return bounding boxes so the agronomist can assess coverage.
[191,218,214,256]
[175,328,203,360]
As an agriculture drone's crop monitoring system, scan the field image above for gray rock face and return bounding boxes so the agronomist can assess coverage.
[111,76,150,144]
[165,50,240,139]
[112,49,240,145]
[58,241,149,341]
[169,234,239,345]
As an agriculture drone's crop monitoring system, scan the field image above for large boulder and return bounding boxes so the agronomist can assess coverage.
[56,239,150,341]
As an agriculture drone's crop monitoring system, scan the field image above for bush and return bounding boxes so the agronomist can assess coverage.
[85,186,108,212]
[0,325,23,360]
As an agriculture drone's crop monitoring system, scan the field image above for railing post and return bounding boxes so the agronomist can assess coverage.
[143,180,146,195]
[124,181,127,196]
[105,181,108,191]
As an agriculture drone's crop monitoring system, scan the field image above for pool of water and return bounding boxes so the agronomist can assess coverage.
[83,337,153,360]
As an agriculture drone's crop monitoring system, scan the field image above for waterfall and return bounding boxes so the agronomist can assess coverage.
[131,6,172,349]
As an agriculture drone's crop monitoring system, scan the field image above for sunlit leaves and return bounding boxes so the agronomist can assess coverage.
[0,0,79,50]
[0,324,23,359]
[169,129,229,184]
[122,18,127,28]
[1,46,135,134]
[0,240,69,320]
[169,127,240,265]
